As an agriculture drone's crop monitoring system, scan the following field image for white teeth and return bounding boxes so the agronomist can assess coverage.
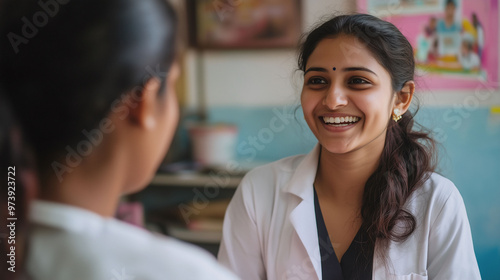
[322,116,360,125]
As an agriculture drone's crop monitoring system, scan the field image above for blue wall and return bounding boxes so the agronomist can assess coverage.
[209,106,500,279]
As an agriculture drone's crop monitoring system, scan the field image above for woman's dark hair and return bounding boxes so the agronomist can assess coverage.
[0,0,177,277]
[298,13,436,256]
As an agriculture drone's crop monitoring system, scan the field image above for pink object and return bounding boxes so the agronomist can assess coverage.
[116,202,144,228]
[188,123,238,167]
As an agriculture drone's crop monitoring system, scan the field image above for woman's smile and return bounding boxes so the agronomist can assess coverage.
[319,114,361,132]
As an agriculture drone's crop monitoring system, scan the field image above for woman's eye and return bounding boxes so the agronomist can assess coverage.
[348,78,369,85]
[307,77,327,85]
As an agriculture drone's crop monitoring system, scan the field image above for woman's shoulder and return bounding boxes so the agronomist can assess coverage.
[105,219,219,262]
[408,172,466,220]
[28,213,237,280]
[415,172,460,200]
[108,223,238,278]
[136,232,237,279]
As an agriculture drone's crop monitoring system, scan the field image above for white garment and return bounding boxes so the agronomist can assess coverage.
[458,52,481,70]
[27,200,239,280]
[218,144,481,280]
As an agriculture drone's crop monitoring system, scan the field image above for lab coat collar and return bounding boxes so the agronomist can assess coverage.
[30,200,109,236]
[282,143,322,279]
[282,143,320,199]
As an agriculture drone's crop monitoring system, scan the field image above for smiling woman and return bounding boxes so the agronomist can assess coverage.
[218,14,481,280]
[301,35,398,154]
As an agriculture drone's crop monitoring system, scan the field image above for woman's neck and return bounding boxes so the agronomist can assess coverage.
[315,135,385,209]
[38,146,126,217]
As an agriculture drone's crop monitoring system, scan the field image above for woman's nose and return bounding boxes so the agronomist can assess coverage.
[323,85,348,110]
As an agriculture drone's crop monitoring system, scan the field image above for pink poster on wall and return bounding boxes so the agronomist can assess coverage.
[358,0,499,90]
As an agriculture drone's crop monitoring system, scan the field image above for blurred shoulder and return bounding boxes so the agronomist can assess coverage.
[28,217,237,280]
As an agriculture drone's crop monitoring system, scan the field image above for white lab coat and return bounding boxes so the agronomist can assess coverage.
[218,144,481,280]
[27,200,239,280]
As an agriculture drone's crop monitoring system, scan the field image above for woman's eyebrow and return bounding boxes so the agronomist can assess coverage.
[304,66,377,76]
[304,67,328,74]
[343,67,377,76]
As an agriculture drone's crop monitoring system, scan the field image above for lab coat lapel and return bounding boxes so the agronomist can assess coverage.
[284,144,322,280]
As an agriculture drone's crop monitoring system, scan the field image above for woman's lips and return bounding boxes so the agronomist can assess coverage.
[319,115,361,132]
[321,116,360,125]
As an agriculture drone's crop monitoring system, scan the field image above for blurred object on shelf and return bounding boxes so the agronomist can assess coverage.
[158,161,204,174]
[159,158,269,177]
[115,201,144,228]
[149,199,231,223]
[187,218,223,231]
[151,172,242,189]
[154,159,269,190]
[183,198,230,220]
[167,224,222,244]
[147,198,231,244]
[188,122,238,167]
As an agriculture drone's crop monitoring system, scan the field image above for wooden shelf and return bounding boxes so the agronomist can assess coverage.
[150,173,242,189]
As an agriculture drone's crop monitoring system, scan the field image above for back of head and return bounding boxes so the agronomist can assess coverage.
[0,0,177,277]
[0,0,177,169]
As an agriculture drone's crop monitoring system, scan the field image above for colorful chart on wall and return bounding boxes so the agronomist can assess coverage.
[358,0,499,90]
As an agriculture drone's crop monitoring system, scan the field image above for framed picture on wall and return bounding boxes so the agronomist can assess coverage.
[187,0,302,49]
[358,0,499,90]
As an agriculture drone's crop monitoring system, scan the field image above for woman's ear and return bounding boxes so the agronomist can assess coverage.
[393,80,415,115]
[128,77,162,130]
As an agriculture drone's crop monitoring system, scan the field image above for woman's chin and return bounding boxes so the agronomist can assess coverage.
[320,141,355,155]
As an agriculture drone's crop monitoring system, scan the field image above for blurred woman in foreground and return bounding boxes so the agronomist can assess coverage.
[0,0,237,279]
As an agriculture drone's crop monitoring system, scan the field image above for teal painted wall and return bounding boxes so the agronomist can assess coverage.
[208,106,500,279]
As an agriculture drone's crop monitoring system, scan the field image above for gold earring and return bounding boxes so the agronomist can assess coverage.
[392,108,402,122]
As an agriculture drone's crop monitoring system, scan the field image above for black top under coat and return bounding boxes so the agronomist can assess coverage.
[314,187,374,280]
